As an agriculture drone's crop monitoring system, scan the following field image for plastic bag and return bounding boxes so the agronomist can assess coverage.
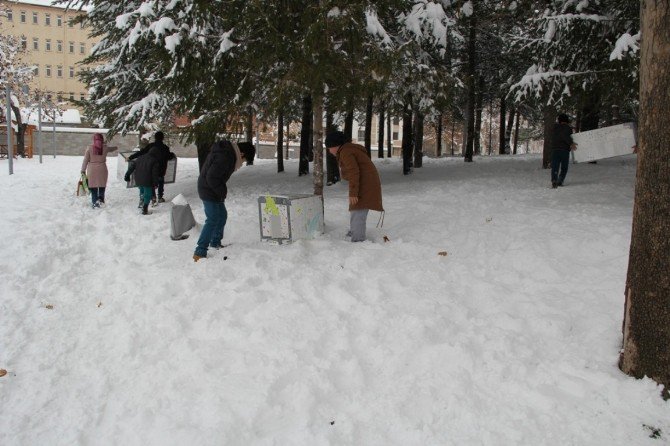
[76,173,89,196]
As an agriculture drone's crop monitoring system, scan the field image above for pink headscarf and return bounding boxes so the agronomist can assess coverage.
[92,133,104,156]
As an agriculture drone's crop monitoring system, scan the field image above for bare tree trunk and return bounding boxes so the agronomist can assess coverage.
[413,111,424,168]
[325,108,339,185]
[504,105,515,154]
[245,109,253,143]
[286,119,290,160]
[542,105,556,168]
[378,103,385,159]
[344,109,354,141]
[488,98,493,155]
[10,104,26,157]
[364,95,373,158]
[499,96,507,155]
[463,11,476,163]
[436,113,443,157]
[513,110,520,155]
[451,118,455,156]
[387,113,392,157]
[277,113,284,173]
[619,0,670,398]
[402,101,413,174]
[299,95,312,175]
[474,76,484,155]
[312,95,324,196]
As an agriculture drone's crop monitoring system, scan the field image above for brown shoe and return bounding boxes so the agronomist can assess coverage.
[193,254,205,262]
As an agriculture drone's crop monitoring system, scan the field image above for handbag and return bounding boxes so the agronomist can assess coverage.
[76,173,89,196]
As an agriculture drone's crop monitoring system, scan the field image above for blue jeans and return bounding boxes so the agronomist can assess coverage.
[195,200,227,257]
[138,186,153,205]
[90,187,105,205]
[551,150,570,184]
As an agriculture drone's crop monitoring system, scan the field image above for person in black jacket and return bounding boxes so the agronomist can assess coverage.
[551,113,578,188]
[129,131,175,204]
[124,146,161,215]
[193,140,249,262]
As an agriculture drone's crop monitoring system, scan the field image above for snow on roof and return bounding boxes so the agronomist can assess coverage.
[21,107,82,125]
[11,1,88,11]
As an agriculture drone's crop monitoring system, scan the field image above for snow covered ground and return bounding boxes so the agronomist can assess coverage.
[0,153,667,445]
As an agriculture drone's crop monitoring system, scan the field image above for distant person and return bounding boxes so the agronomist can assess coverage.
[124,146,161,215]
[193,140,252,262]
[129,131,175,204]
[325,130,384,242]
[551,113,577,188]
[81,133,117,208]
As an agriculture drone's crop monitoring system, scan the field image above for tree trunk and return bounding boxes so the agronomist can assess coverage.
[513,110,520,155]
[286,119,290,161]
[364,95,373,158]
[619,0,670,398]
[402,101,413,174]
[474,76,484,155]
[245,109,253,143]
[299,95,312,175]
[344,109,354,141]
[488,98,493,155]
[499,96,507,155]
[451,118,455,156]
[10,104,26,157]
[463,12,476,163]
[413,111,424,168]
[504,105,515,154]
[387,113,392,157]
[325,108,339,185]
[542,105,556,168]
[277,112,284,173]
[378,104,385,158]
[312,95,325,196]
[436,113,443,157]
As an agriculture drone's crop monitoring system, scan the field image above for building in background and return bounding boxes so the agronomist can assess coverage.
[1,0,96,108]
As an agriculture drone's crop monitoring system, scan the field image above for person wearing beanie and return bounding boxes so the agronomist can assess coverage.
[325,130,384,242]
[129,131,176,204]
[193,140,247,262]
[551,114,578,188]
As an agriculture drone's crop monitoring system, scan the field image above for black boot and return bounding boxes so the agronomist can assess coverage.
[142,204,149,215]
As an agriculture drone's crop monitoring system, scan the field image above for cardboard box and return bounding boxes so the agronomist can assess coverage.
[572,122,637,163]
[117,151,177,188]
[258,194,324,244]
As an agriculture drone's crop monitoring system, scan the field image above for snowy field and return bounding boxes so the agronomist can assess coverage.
[0,153,668,445]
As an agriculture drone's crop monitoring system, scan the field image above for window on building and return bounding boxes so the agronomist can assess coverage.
[69,41,74,53]
[57,94,63,103]
[357,128,366,141]
[69,92,74,101]
[57,40,62,52]
[45,65,52,77]
[7,10,12,21]
[79,42,85,54]
[33,65,39,76]
[32,38,39,51]
[69,67,74,78]
[21,37,27,50]
[68,18,74,28]
[393,117,400,126]
[32,12,38,24]
[45,39,51,51]
[392,131,399,141]
[80,93,85,101]
[57,66,63,78]
[57,15,62,27]
[20,11,26,23]
[45,13,50,26]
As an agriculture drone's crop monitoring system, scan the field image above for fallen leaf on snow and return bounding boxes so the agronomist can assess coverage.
[0,369,7,377]
[45,304,54,310]
[97,302,103,308]
[383,236,390,242]
[438,251,448,257]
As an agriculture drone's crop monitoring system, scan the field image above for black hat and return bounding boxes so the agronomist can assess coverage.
[155,131,165,141]
[557,113,571,124]
[325,130,347,148]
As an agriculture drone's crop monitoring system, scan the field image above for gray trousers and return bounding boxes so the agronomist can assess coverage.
[349,209,369,242]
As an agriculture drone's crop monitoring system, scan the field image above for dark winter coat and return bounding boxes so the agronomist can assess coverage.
[552,123,574,151]
[129,141,174,176]
[197,141,237,202]
[127,147,161,187]
[336,142,384,212]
